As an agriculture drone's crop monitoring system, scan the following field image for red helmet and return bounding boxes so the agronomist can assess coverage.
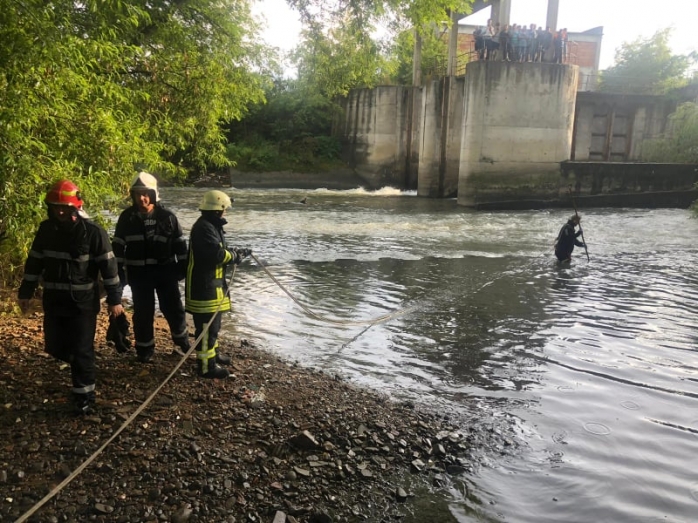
[45,179,83,209]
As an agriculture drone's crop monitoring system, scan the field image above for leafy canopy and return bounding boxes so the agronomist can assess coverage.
[0,0,268,282]
[599,28,697,94]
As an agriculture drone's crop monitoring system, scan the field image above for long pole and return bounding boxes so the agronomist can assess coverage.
[568,187,590,262]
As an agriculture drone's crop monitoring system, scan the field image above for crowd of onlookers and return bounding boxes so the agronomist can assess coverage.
[473,20,569,63]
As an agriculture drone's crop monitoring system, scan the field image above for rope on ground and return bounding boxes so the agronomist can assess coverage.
[251,253,415,327]
[14,266,238,523]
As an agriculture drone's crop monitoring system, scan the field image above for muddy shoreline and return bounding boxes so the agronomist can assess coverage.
[0,303,495,523]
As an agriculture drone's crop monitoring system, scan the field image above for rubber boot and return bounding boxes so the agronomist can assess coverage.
[136,346,154,363]
[172,338,191,357]
[73,391,96,416]
[216,352,232,365]
[197,358,230,379]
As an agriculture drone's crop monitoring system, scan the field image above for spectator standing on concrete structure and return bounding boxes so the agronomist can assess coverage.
[474,26,485,60]
[18,179,124,415]
[112,172,190,363]
[499,24,511,61]
[553,29,564,63]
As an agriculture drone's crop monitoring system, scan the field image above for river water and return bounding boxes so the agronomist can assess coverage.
[162,186,698,523]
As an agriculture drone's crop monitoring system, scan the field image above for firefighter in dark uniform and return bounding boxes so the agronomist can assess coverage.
[185,190,251,379]
[554,214,585,263]
[18,179,124,415]
[112,172,189,362]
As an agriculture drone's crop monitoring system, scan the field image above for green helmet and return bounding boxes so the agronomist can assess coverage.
[199,190,232,211]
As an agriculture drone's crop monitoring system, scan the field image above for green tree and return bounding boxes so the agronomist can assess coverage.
[599,28,697,94]
[0,0,268,282]
[641,102,698,163]
[388,27,450,85]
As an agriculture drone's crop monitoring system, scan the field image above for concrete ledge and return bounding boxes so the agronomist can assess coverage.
[473,190,698,210]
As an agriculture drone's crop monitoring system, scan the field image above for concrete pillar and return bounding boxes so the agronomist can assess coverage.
[417,77,465,198]
[491,0,511,26]
[458,62,579,207]
[447,11,459,76]
[412,29,422,86]
[499,0,511,26]
[546,0,560,31]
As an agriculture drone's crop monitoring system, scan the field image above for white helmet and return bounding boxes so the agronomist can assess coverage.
[130,171,159,203]
[199,190,232,211]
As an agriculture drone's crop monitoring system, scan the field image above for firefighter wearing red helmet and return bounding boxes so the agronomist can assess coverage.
[112,172,190,363]
[17,179,124,415]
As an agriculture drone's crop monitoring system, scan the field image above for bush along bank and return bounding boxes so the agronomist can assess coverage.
[0,307,517,522]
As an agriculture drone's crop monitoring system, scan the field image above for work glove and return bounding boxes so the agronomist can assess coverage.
[107,313,132,354]
[232,248,252,264]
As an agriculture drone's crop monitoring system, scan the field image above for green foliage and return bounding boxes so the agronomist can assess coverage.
[291,22,392,99]
[641,102,698,163]
[599,28,697,94]
[389,28,450,85]
[225,78,344,171]
[0,0,268,283]
[286,0,474,94]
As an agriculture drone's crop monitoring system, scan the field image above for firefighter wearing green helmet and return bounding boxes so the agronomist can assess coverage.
[185,190,252,378]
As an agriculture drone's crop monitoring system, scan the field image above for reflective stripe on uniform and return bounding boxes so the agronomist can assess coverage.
[124,256,176,266]
[72,383,96,394]
[43,282,94,291]
[94,251,115,262]
[44,250,90,262]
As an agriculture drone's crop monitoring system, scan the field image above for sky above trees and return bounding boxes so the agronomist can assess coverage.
[254,0,698,70]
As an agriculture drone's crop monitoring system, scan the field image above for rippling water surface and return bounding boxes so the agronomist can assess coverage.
[164,186,698,523]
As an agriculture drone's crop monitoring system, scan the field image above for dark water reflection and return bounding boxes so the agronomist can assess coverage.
[164,187,698,523]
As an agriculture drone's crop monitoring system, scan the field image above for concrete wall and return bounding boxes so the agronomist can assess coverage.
[417,77,465,197]
[458,61,579,206]
[572,93,677,162]
[339,86,421,189]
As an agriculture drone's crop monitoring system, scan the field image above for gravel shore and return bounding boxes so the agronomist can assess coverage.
[0,304,481,523]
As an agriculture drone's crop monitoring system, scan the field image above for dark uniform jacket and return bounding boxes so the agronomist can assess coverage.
[18,218,122,315]
[112,205,188,283]
[554,220,584,258]
[185,214,236,314]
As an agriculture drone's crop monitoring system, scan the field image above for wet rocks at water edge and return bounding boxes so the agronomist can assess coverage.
[0,308,483,522]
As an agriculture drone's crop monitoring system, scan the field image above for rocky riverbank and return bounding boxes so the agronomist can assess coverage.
[0,301,486,523]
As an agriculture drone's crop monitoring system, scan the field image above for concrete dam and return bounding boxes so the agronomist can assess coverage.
[338,61,698,209]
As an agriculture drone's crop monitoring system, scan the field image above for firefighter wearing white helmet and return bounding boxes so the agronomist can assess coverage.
[185,190,251,379]
[112,171,190,363]
[130,171,160,204]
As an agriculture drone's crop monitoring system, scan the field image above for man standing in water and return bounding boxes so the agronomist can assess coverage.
[112,172,190,362]
[554,214,586,263]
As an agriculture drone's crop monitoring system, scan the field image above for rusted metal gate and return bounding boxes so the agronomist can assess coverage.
[588,105,634,161]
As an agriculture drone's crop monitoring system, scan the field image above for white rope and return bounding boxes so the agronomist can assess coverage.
[14,266,238,523]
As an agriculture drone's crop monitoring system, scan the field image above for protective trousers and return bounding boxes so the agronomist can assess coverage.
[192,312,221,375]
[129,268,188,359]
[44,313,98,397]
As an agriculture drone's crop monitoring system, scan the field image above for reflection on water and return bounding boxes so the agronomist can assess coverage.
[162,187,698,523]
